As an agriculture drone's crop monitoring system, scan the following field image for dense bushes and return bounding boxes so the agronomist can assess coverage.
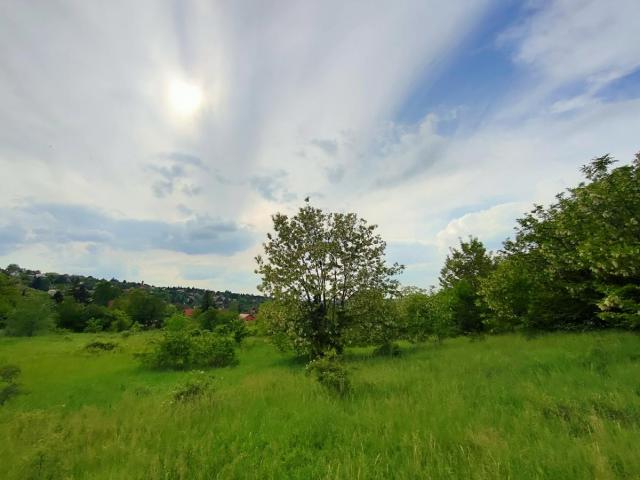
[5,293,54,337]
[480,154,640,331]
[197,309,247,343]
[56,298,132,333]
[306,349,350,395]
[142,315,238,370]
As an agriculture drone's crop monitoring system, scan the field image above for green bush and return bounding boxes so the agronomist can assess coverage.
[198,309,247,344]
[84,340,118,352]
[109,309,132,332]
[143,330,237,370]
[84,318,103,333]
[0,363,21,406]
[373,342,401,357]
[306,349,350,396]
[170,373,215,403]
[5,295,54,336]
[0,364,20,383]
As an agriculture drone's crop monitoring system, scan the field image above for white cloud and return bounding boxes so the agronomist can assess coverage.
[0,0,638,292]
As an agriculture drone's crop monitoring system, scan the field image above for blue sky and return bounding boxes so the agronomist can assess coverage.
[1,0,639,292]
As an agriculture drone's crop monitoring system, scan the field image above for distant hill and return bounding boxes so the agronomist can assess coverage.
[1,264,267,312]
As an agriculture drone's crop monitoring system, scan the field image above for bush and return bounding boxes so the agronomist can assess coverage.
[0,363,21,405]
[84,318,103,333]
[0,364,20,383]
[85,340,118,352]
[5,295,54,336]
[199,309,247,344]
[373,342,401,357]
[164,313,193,332]
[306,350,350,396]
[170,373,215,403]
[109,309,132,332]
[143,330,237,370]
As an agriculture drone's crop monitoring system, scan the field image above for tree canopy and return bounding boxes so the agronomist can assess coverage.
[255,203,403,356]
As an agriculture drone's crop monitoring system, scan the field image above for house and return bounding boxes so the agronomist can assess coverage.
[183,308,195,317]
[239,313,256,322]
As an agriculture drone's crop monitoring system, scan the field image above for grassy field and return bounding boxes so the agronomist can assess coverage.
[1,332,639,479]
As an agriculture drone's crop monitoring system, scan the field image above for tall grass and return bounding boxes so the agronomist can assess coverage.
[1,331,639,479]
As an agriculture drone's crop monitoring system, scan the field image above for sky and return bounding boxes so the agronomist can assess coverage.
[1,0,639,293]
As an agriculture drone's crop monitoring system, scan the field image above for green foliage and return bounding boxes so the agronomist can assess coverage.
[0,273,20,330]
[92,280,121,306]
[373,341,401,357]
[144,326,238,371]
[5,293,54,337]
[164,313,194,332]
[439,236,494,289]
[0,364,22,406]
[485,153,640,330]
[256,203,404,357]
[305,349,350,395]
[118,289,167,328]
[84,340,118,352]
[255,300,299,352]
[2,332,640,477]
[55,298,86,331]
[108,309,132,332]
[345,289,402,347]
[83,318,103,333]
[399,287,457,341]
[439,237,494,333]
[198,309,247,343]
[170,373,215,403]
[0,365,20,383]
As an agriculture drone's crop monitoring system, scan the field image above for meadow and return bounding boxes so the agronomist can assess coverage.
[1,331,640,479]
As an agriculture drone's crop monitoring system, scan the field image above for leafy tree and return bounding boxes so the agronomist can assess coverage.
[438,237,494,332]
[399,287,456,341]
[71,282,90,304]
[30,275,50,291]
[55,298,86,331]
[0,273,20,330]
[255,204,403,357]
[344,289,401,350]
[92,280,121,306]
[481,153,640,330]
[6,293,54,336]
[119,289,167,328]
[439,236,494,289]
[200,290,214,311]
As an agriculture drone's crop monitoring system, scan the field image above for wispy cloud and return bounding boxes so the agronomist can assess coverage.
[0,0,638,291]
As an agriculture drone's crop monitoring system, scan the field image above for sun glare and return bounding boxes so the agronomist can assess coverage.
[168,79,203,117]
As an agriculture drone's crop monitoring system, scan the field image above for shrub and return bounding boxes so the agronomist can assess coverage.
[84,318,103,333]
[0,364,20,383]
[164,313,193,332]
[373,342,401,357]
[199,309,247,344]
[6,295,54,336]
[0,363,21,406]
[109,309,132,332]
[170,373,215,403]
[143,330,237,370]
[306,349,350,396]
[85,340,118,352]
[0,383,20,405]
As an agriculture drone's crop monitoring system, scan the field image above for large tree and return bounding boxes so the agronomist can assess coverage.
[438,236,494,332]
[483,153,640,330]
[255,203,403,357]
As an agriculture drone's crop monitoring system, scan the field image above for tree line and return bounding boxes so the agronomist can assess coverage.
[256,153,640,360]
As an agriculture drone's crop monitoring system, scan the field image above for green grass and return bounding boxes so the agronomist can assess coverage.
[1,331,640,479]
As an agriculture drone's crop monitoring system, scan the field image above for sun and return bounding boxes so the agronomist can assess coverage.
[168,79,203,117]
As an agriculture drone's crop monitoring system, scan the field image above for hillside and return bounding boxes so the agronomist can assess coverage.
[1,264,267,312]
